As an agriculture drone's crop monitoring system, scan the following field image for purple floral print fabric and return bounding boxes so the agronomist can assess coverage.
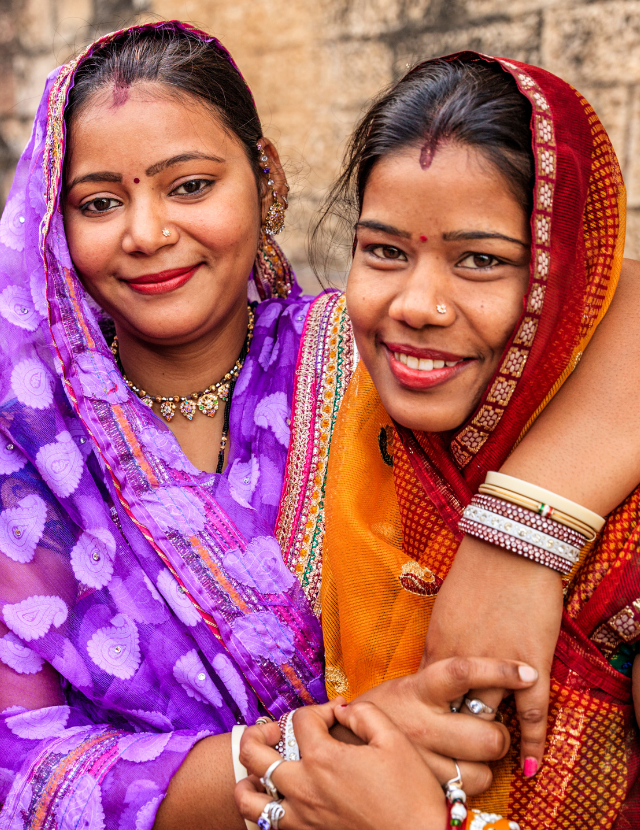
[0,21,326,830]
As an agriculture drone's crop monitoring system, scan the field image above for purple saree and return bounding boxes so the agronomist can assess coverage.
[0,22,352,830]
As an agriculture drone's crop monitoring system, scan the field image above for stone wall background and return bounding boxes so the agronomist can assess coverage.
[1,0,639,292]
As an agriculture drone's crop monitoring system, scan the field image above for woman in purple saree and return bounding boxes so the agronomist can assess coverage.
[0,20,340,827]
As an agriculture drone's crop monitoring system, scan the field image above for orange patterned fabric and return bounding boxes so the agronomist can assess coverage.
[321,54,636,829]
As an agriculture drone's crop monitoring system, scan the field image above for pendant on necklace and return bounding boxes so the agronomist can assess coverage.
[160,400,177,421]
[180,398,197,420]
[197,392,219,417]
[141,395,154,408]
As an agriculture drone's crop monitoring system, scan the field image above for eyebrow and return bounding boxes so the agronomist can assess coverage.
[67,152,226,192]
[67,171,122,191]
[355,220,411,239]
[443,230,529,248]
[145,152,225,177]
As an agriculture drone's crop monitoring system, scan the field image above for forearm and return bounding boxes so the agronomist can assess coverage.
[501,257,640,514]
[154,733,245,830]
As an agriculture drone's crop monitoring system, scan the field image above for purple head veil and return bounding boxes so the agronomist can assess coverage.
[0,21,324,829]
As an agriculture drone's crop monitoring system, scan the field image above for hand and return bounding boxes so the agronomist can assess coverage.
[236,700,448,830]
[423,535,563,776]
[355,655,538,793]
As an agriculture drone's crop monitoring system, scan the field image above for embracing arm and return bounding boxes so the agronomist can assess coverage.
[425,257,640,773]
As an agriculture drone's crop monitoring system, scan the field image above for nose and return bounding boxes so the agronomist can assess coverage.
[121,194,176,255]
[388,262,454,329]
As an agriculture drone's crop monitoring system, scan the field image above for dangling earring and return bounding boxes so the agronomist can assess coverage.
[258,142,286,236]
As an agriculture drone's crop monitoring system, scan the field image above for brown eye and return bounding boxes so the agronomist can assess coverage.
[172,179,211,196]
[370,245,406,260]
[458,253,500,269]
[81,197,120,214]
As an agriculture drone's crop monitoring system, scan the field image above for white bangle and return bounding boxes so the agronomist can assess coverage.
[485,472,605,532]
[231,725,259,830]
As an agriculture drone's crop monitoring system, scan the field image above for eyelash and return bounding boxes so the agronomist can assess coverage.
[79,178,214,214]
[457,253,502,270]
[170,178,213,197]
[365,245,407,261]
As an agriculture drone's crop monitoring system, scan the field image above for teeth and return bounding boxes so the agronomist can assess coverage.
[394,352,461,371]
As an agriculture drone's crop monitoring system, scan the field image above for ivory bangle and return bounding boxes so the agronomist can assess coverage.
[231,725,259,830]
[484,472,605,532]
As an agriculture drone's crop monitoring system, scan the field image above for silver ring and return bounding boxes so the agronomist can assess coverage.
[258,801,285,830]
[464,697,495,716]
[260,759,285,801]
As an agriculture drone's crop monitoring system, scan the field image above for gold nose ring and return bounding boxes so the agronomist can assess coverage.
[162,228,171,238]
[436,303,447,314]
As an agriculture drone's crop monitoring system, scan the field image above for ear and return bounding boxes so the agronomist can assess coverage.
[257,137,288,225]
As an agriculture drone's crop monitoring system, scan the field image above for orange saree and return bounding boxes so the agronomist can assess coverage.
[321,54,638,829]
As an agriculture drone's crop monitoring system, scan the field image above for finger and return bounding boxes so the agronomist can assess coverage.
[461,686,504,720]
[334,699,403,748]
[293,699,339,734]
[420,753,493,796]
[415,657,538,708]
[515,672,550,777]
[414,712,511,762]
[239,728,285,778]
[235,778,270,821]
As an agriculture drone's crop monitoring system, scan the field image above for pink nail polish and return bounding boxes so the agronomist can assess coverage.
[523,757,538,778]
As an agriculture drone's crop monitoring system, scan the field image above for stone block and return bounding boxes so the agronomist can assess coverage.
[624,208,640,259]
[390,13,542,73]
[542,2,640,86]
[623,84,640,207]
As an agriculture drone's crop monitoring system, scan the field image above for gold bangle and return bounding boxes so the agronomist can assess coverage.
[484,472,604,533]
[478,483,598,542]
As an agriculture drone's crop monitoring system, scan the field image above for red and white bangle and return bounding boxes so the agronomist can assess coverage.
[275,710,300,760]
[460,493,588,575]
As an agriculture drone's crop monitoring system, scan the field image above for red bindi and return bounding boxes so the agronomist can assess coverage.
[420,235,428,243]
[133,177,140,184]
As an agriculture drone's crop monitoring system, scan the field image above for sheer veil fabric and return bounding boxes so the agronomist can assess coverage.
[0,21,335,828]
[321,53,639,829]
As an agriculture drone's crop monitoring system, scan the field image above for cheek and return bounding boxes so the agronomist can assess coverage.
[64,216,115,286]
[464,286,526,355]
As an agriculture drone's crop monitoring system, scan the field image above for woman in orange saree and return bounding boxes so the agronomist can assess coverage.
[320,53,639,829]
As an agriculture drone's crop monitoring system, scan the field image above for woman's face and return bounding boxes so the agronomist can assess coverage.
[63,83,277,346]
[346,143,531,433]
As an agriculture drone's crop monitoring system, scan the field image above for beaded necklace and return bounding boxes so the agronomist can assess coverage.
[111,305,254,474]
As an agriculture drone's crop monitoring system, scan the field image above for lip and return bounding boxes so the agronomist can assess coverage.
[123,264,201,295]
[384,342,474,391]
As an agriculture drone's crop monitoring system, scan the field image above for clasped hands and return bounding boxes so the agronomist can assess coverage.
[236,656,538,830]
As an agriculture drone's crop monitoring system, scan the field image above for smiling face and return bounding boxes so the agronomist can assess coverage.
[63,83,279,347]
[346,142,531,433]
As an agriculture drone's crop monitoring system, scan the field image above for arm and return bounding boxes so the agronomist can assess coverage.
[425,257,640,774]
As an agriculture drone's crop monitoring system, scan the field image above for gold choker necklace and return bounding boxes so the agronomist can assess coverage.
[110,305,255,424]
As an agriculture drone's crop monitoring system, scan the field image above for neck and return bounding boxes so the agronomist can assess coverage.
[115,301,250,398]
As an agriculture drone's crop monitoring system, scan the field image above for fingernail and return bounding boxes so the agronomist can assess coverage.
[336,704,347,710]
[518,665,538,683]
[523,757,538,778]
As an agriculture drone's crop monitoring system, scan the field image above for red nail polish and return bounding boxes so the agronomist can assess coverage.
[523,757,538,778]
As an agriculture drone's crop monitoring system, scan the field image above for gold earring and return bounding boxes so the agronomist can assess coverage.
[258,142,286,236]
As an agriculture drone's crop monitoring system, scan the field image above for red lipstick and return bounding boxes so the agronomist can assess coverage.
[384,342,474,391]
[124,264,201,295]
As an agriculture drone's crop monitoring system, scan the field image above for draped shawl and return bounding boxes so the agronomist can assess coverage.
[0,21,355,830]
[321,54,639,829]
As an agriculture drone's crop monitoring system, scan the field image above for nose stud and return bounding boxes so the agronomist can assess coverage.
[162,228,171,238]
[436,303,447,314]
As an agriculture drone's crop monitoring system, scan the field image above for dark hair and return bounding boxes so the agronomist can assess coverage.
[65,25,263,183]
[310,58,534,279]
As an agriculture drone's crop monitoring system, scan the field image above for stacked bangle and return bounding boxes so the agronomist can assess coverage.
[460,473,604,577]
[275,710,300,761]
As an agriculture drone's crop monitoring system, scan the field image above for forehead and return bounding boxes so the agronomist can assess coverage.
[362,144,525,227]
[65,83,242,169]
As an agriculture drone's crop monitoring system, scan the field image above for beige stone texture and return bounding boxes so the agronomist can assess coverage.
[0,0,639,287]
